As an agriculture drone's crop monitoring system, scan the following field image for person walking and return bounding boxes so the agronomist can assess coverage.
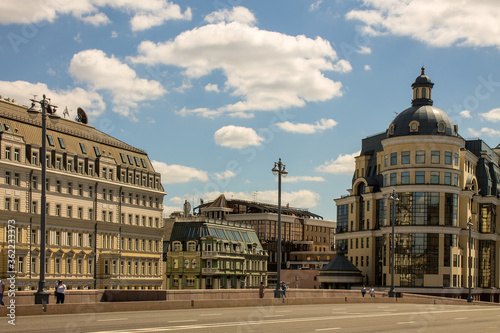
[55,280,66,304]
[361,285,366,297]
[0,279,5,305]
[259,282,265,298]
[369,286,375,298]
[281,281,287,298]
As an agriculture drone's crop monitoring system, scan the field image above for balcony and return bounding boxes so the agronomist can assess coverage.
[201,268,220,274]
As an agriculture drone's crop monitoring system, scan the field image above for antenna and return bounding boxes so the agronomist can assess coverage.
[76,107,88,124]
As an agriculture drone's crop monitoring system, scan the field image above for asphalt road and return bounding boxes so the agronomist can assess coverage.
[2,303,500,333]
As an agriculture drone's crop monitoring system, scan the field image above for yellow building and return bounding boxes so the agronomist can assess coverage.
[0,98,165,290]
[335,68,500,301]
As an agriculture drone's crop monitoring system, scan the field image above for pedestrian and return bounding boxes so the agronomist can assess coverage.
[369,286,374,298]
[259,281,265,298]
[361,285,366,297]
[281,281,287,298]
[55,280,66,304]
[0,278,5,305]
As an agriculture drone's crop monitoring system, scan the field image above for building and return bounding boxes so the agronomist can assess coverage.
[0,98,165,290]
[334,68,500,301]
[195,194,336,287]
[164,216,267,289]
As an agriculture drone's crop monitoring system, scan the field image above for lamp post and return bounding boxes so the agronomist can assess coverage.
[28,95,60,305]
[388,189,399,298]
[272,158,287,298]
[467,217,473,303]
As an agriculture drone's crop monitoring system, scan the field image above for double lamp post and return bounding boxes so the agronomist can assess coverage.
[272,158,287,298]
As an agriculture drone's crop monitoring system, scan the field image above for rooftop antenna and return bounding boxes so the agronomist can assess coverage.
[253,191,258,202]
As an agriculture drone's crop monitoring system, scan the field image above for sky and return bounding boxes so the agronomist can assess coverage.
[1,0,500,221]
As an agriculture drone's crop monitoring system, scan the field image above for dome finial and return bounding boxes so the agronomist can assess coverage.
[421,66,425,75]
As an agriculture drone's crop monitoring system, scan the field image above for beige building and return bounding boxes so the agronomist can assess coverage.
[0,98,165,290]
[335,68,500,301]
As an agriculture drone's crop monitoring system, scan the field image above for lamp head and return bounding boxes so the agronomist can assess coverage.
[27,102,41,119]
[272,163,279,175]
[281,166,288,178]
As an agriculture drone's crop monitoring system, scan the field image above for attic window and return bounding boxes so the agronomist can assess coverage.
[79,143,87,154]
[46,135,55,146]
[409,121,420,133]
[127,155,133,165]
[388,124,395,136]
[58,138,65,149]
[120,153,126,163]
[437,121,446,133]
[93,146,100,157]
[134,156,140,167]
[140,158,147,168]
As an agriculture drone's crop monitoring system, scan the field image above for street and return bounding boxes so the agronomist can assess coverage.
[2,303,500,332]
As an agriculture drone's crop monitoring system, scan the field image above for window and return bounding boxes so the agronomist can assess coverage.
[120,153,127,163]
[89,186,93,197]
[134,157,140,166]
[390,173,397,186]
[445,152,452,165]
[32,201,38,214]
[127,155,134,165]
[5,146,11,159]
[390,152,397,165]
[444,172,452,185]
[88,164,94,176]
[67,232,72,246]
[13,198,20,211]
[78,162,84,173]
[384,174,388,186]
[384,154,388,167]
[55,204,61,216]
[14,148,20,161]
[108,169,113,180]
[46,178,50,191]
[78,207,83,219]
[78,184,83,196]
[431,172,439,184]
[454,153,459,166]
[431,151,440,164]
[415,151,425,164]
[67,206,72,218]
[140,158,147,168]
[79,143,87,154]
[32,152,38,165]
[93,146,100,156]
[14,173,20,186]
[58,137,65,149]
[32,176,37,189]
[401,172,410,185]
[56,180,61,192]
[401,151,410,164]
[454,174,459,186]
[5,171,11,185]
[47,135,55,146]
[67,159,73,171]
[5,198,11,210]
[55,231,61,245]
[109,190,113,201]
[415,171,425,184]
[88,208,93,220]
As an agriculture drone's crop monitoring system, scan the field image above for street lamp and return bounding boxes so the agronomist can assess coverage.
[28,95,60,305]
[272,158,287,298]
[467,217,473,303]
[388,189,399,298]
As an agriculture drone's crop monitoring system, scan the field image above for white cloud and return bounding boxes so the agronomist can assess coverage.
[468,127,500,137]
[364,64,372,71]
[0,80,105,118]
[460,110,472,118]
[358,46,372,54]
[283,176,326,183]
[132,6,348,118]
[68,49,166,120]
[346,0,500,49]
[315,151,360,174]
[214,125,264,149]
[309,0,323,12]
[47,68,56,76]
[213,170,236,180]
[111,31,118,38]
[74,32,82,43]
[480,108,500,122]
[276,118,337,134]
[163,205,182,217]
[174,79,192,93]
[152,160,209,184]
[205,6,256,25]
[205,83,220,93]
[0,1,190,31]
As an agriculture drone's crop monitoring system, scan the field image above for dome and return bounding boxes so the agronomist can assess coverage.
[387,68,457,138]
[388,105,456,137]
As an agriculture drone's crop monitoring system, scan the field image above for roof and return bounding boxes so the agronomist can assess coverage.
[388,105,456,138]
[320,252,361,273]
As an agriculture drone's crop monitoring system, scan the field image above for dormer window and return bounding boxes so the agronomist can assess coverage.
[409,121,420,133]
[437,121,446,133]
[388,124,395,136]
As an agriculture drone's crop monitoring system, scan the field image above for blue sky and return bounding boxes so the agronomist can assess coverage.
[1,0,500,221]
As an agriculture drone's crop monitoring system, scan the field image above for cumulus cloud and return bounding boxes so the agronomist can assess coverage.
[358,46,372,54]
[468,127,500,138]
[315,151,360,174]
[364,64,372,71]
[69,49,165,120]
[480,108,500,122]
[171,190,321,209]
[213,170,236,180]
[214,125,264,149]
[276,118,337,134]
[204,83,220,93]
[346,0,500,49]
[132,6,349,118]
[0,80,105,119]
[152,160,209,184]
[0,0,191,31]
[310,0,323,12]
[283,176,326,183]
[460,110,472,118]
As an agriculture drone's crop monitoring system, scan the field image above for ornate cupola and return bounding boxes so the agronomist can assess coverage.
[411,66,434,107]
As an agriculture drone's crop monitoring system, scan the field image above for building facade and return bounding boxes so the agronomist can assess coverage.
[335,68,500,301]
[0,98,165,290]
[164,216,267,289]
[195,194,336,287]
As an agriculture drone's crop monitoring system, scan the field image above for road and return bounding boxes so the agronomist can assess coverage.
[2,303,500,332]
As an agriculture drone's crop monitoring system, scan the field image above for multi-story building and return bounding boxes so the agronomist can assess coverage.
[164,216,267,289]
[0,98,165,290]
[195,194,336,287]
[334,68,500,301]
